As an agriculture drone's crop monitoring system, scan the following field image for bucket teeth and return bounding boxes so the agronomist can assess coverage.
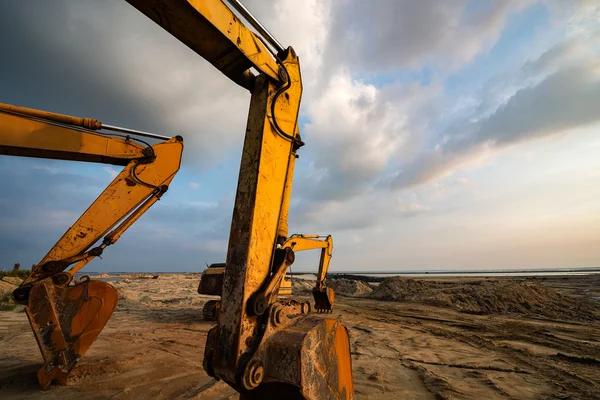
[312,286,335,313]
[25,278,118,389]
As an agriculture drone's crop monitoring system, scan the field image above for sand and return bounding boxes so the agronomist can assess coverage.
[291,278,314,294]
[0,280,16,296]
[327,278,373,296]
[1,277,23,286]
[1,274,599,399]
[292,277,373,297]
[370,277,597,321]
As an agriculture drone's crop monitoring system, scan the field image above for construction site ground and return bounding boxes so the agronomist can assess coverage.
[1,274,599,399]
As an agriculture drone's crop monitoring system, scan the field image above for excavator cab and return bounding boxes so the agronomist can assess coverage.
[199,262,292,321]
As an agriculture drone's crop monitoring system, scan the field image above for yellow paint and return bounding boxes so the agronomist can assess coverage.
[0,110,145,162]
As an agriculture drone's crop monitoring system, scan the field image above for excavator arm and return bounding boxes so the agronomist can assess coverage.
[127,1,353,398]
[0,104,183,388]
[282,235,335,313]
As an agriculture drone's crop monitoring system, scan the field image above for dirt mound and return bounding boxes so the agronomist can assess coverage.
[1,276,23,286]
[291,278,373,297]
[0,280,16,296]
[326,278,373,296]
[370,278,597,321]
[291,279,314,294]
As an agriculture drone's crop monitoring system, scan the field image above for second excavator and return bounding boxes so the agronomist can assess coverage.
[4,0,354,398]
[199,234,335,320]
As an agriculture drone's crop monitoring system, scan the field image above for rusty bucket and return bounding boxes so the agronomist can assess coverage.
[24,278,118,389]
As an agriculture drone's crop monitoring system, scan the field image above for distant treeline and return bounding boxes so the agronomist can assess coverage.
[0,269,30,279]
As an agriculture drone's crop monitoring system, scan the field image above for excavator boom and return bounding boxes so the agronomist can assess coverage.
[0,104,183,388]
[127,1,354,398]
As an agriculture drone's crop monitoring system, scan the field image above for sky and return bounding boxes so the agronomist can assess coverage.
[0,0,599,273]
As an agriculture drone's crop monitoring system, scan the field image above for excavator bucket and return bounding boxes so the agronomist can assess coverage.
[24,278,118,389]
[312,287,335,313]
[231,314,354,399]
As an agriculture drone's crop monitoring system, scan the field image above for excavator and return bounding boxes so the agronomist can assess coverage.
[199,234,335,320]
[0,101,184,388]
[2,0,354,398]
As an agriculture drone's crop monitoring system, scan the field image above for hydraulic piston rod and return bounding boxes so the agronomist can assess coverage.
[0,103,171,141]
[224,0,285,54]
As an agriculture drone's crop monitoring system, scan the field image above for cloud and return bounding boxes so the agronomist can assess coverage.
[0,157,233,271]
[323,0,531,74]
[242,0,330,100]
[476,65,600,144]
[522,36,594,76]
[234,1,600,241]
[146,197,233,240]
[104,167,119,179]
[291,187,430,232]
[187,182,201,189]
[0,158,108,267]
[296,71,440,201]
[392,59,600,188]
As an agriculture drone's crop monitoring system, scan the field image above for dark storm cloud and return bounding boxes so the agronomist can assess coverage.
[1,2,144,125]
[0,0,250,169]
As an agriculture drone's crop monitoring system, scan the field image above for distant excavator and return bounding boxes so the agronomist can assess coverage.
[2,0,354,398]
[199,234,335,320]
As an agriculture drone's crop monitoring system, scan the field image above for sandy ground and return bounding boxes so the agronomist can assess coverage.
[1,274,599,399]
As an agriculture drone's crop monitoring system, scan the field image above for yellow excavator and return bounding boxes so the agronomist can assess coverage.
[0,101,184,388]
[199,234,335,320]
[2,0,354,398]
